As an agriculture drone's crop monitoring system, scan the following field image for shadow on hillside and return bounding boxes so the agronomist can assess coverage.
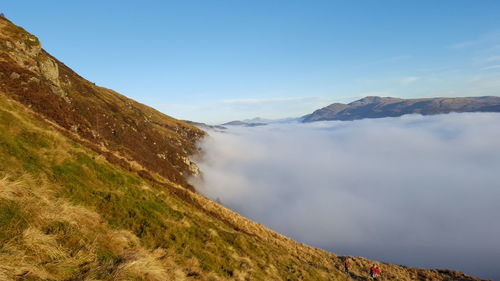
[347,272,371,281]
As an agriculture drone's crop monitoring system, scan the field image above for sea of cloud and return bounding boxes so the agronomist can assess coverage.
[191,113,500,280]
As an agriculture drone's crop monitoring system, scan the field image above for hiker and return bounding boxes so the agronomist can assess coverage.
[370,264,381,280]
[344,257,350,273]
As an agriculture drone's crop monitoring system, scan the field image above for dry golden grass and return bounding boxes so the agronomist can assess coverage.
[114,249,178,281]
[0,176,188,281]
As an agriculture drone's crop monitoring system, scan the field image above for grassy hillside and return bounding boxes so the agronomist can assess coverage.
[0,16,486,281]
[0,92,483,281]
[0,93,328,280]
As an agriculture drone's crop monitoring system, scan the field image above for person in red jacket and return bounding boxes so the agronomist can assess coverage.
[374,265,381,279]
[370,264,381,279]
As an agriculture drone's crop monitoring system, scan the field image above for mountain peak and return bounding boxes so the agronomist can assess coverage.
[351,96,399,104]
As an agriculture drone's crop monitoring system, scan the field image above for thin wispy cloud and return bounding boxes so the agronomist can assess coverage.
[449,31,500,49]
[400,76,420,85]
[192,113,500,280]
[355,55,412,68]
[481,64,500,71]
[376,55,413,64]
[479,55,500,63]
[220,96,332,105]
[449,40,481,49]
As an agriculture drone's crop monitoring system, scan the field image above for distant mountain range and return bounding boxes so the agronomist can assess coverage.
[220,117,300,127]
[222,120,267,127]
[184,120,227,131]
[302,96,500,122]
[220,96,500,126]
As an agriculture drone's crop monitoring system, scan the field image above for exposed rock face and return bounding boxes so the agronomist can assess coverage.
[0,20,53,80]
[303,96,500,122]
[0,16,205,189]
[38,55,60,86]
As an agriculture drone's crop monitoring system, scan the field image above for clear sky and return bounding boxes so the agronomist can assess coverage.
[3,1,500,124]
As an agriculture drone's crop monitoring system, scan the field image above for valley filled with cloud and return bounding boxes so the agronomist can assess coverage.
[192,113,500,280]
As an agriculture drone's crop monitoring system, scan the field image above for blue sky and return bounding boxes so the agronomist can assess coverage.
[3,1,500,124]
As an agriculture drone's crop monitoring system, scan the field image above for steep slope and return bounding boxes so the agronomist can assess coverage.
[0,17,486,280]
[0,91,484,281]
[303,96,500,122]
[0,16,204,190]
[0,92,337,280]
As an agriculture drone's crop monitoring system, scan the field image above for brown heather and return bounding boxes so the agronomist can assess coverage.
[0,16,487,280]
[0,16,205,190]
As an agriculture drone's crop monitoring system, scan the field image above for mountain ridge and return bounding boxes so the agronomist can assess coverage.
[222,120,267,127]
[302,96,500,122]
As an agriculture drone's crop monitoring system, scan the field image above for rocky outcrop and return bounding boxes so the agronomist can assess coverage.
[0,20,59,85]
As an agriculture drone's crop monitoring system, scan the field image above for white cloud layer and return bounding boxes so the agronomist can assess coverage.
[191,113,500,280]
[400,76,420,85]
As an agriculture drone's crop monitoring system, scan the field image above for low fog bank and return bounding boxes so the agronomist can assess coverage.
[191,113,500,280]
